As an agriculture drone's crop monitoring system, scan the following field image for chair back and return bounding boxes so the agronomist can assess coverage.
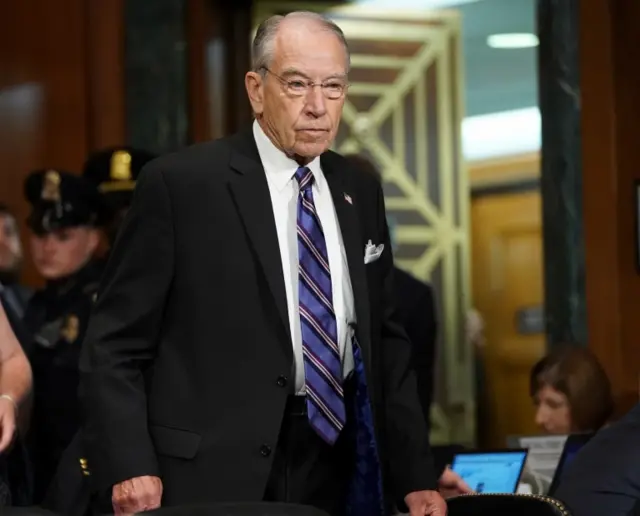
[0,507,59,515]
[141,502,331,516]
[447,493,572,516]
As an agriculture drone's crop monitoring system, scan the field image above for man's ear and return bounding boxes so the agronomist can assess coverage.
[245,72,265,115]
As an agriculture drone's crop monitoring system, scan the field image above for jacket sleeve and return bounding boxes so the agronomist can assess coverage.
[407,285,437,435]
[79,163,174,490]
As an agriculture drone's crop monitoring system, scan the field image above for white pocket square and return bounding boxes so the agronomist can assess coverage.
[364,240,384,264]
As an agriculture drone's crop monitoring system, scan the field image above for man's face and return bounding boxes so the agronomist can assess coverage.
[0,213,23,281]
[246,21,348,161]
[30,226,98,280]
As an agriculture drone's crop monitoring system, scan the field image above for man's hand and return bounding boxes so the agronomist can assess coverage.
[0,395,17,453]
[438,466,473,498]
[112,475,163,516]
[405,489,447,516]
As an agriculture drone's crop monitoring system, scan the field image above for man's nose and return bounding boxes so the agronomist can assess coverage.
[41,235,56,252]
[305,87,328,117]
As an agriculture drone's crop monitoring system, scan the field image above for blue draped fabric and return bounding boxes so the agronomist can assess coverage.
[344,340,387,516]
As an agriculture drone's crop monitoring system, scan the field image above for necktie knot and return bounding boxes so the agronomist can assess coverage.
[294,166,314,193]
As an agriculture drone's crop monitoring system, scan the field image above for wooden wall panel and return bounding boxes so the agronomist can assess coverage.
[86,0,126,149]
[581,0,640,417]
[0,85,45,288]
[38,0,89,168]
[187,0,214,142]
[0,0,125,287]
[187,0,253,142]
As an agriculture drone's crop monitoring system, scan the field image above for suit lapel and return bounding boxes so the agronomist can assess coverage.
[321,154,373,377]
[227,130,292,361]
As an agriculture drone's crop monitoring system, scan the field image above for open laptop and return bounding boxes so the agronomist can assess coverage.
[547,432,594,495]
[507,434,568,493]
[451,449,529,494]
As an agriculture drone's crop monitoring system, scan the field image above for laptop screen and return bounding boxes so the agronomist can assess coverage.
[451,450,529,494]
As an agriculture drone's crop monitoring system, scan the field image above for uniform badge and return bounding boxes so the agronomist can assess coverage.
[60,314,80,343]
[41,170,61,202]
[110,150,132,181]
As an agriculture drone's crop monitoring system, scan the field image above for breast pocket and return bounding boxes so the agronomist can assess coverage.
[149,424,202,460]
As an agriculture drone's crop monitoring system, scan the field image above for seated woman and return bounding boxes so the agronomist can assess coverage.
[518,346,612,495]
[530,346,613,434]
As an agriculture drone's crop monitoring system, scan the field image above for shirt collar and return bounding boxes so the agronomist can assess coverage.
[252,120,323,193]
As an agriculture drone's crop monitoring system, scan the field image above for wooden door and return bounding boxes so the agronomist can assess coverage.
[471,189,545,448]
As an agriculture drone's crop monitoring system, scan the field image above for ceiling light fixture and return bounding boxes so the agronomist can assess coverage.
[487,33,539,49]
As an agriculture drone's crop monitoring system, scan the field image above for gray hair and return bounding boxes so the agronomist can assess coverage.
[252,11,350,74]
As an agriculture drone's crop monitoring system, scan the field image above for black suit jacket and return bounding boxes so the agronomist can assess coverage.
[554,403,640,516]
[392,267,437,433]
[79,128,437,506]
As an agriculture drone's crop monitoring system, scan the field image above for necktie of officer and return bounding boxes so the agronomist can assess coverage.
[294,166,346,445]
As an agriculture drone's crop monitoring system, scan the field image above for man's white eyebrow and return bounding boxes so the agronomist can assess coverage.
[280,68,347,81]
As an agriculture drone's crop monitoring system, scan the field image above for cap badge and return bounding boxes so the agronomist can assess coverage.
[110,150,132,181]
[41,170,61,202]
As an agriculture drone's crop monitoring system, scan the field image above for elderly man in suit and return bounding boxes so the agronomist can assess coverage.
[80,11,446,516]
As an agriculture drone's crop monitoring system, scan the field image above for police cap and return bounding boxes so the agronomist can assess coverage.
[82,146,156,209]
[24,169,108,235]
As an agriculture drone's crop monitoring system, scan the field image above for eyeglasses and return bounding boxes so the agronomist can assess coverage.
[262,68,348,100]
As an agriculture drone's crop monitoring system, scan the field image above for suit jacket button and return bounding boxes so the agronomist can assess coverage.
[260,445,272,457]
[276,375,288,388]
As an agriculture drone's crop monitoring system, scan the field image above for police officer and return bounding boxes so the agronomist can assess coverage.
[21,169,108,503]
[82,146,156,247]
[37,150,155,515]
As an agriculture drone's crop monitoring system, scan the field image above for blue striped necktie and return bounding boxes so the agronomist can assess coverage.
[294,166,346,445]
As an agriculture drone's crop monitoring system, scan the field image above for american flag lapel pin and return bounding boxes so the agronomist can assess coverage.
[344,192,353,205]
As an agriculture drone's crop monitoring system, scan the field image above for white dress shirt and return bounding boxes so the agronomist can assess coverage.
[253,121,355,394]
